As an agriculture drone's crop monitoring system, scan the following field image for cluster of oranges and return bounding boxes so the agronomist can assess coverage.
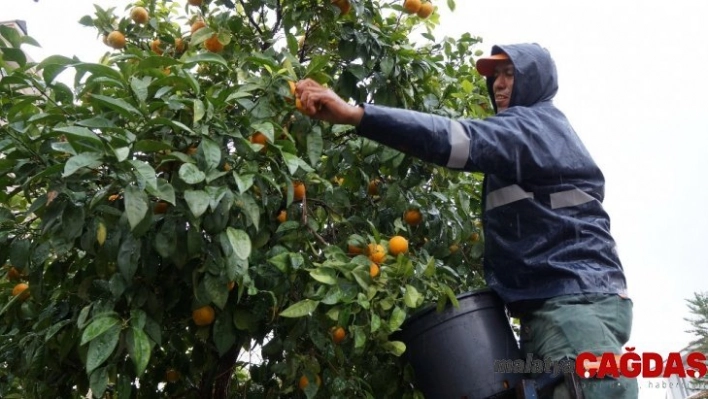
[5,265,30,302]
[103,4,224,53]
[403,0,435,18]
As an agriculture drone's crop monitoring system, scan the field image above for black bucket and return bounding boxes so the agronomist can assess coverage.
[398,288,523,399]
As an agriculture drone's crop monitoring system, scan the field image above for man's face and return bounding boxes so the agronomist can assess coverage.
[492,61,514,112]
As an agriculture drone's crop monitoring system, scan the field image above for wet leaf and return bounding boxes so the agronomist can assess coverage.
[126,327,152,375]
[279,299,319,318]
[86,325,120,374]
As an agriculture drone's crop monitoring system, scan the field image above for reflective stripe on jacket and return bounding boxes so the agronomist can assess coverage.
[355,43,628,305]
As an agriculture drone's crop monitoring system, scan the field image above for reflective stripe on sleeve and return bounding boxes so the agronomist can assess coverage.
[446,120,470,168]
[550,188,596,209]
[486,184,535,211]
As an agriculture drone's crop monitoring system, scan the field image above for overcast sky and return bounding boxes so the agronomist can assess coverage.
[5,1,708,398]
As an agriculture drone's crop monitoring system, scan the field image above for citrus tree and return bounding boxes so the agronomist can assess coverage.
[0,0,492,397]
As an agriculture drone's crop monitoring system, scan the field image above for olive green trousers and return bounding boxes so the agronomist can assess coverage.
[518,293,639,399]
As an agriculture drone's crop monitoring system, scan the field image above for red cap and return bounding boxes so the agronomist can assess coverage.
[475,53,510,77]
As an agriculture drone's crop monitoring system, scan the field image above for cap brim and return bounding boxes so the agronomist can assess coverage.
[476,53,510,77]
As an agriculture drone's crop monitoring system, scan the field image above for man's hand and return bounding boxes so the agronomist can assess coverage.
[295,79,364,126]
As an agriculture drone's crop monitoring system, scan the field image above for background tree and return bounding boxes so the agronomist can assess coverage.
[685,292,708,388]
[0,0,492,397]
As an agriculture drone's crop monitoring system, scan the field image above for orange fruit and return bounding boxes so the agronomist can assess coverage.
[403,209,423,226]
[332,326,346,344]
[192,305,215,326]
[470,232,480,242]
[186,144,198,155]
[191,20,206,35]
[293,182,306,201]
[449,244,460,253]
[389,235,409,256]
[295,98,307,114]
[227,281,236,291]
[277,210,287,223]
[7,267,22,281]
[108,194,120,201]
[204,35,224,53]
[153,201,169,215]
[367,179,381,196]
[106,31,126,49]
[369,262,380,278]
[417,2,434,18]
[165,368,180,383]
[174,38,186,53]
[188,0,203,6]
[223,163,232,171]
[403,0,422,14]
[288,80,296,96]
[332,0,351,15]
[12,283,29,301]
[298,374,322,390]
[367,243,386,263]
[130,7,149,24]
[150,39,163,55]
[347,243,363,255]
[250,132,268,145]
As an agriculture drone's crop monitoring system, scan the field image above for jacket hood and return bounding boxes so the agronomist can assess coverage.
[486,43,559,112]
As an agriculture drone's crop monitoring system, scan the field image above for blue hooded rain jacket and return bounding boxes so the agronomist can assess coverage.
[355,43,629,309]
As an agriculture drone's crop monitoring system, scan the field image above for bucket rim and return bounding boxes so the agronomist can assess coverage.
[400,287,501,327]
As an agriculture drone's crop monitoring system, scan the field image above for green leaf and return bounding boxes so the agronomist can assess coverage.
[179,163,205,184]
[90,94,142,118]
[133,140,171,152]
[45,320,72,341]
[382,340,406,357]
[184,190,210,218]
[128,160,157,191]
[80,316,121,346]
[306,129,323,166]
[75,62,125,84]
[234,193,260,230]
[62,152,102,177]
[251,121,274,142]
[388,306,406,332]
[281,152,300,175]
[130,76,151,103]
[89,367,109,399]
[138,56,179,69]
[447,0,456,11]
[183,52,228,67]
[461,79,473,94]
[76,116,116,129]
[205,273,228,309]
[279,299,319,318]
[200,138,221,171]
[118,234,141,281]
[1,47,27,67]
[370,313,381,333]
[309,268,337,285]
[126,327,151,375]
[225,227,251,260]
[267,252,289,273]
[86,325,120,374]
[9,239,29,269]
[146,178,176,205]
[55,126,103,146]
[404,285,423,308]
[213,309,236,356]
[123,185,149,231]
[193,99,206,124]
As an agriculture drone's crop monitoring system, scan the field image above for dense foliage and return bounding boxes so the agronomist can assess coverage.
[0,0,492,397]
